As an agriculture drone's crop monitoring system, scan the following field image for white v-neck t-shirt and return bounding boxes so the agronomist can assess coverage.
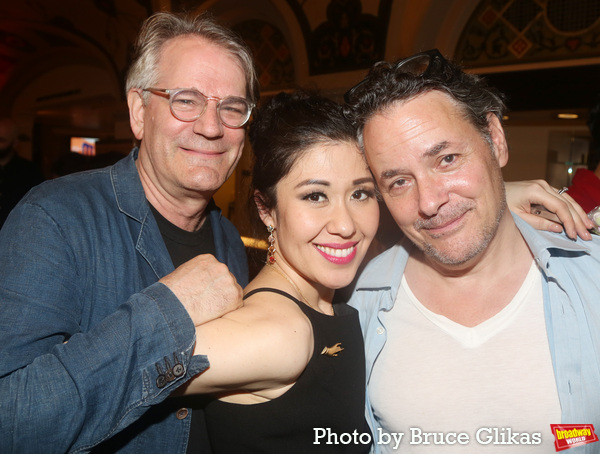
[370,261,561,452]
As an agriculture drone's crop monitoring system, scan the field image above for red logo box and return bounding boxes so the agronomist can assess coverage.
[551,424,598,451]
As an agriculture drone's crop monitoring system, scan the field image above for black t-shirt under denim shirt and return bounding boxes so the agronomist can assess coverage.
[149,203,217,454]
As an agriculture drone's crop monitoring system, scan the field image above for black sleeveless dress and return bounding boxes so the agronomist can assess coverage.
[203,288,371,453]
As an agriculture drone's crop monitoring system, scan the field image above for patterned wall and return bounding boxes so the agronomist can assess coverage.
[457,0,600,67]
[307,0,390,74]
[234,21,295,91]
[171,0,391,81]
[283,0,392,75]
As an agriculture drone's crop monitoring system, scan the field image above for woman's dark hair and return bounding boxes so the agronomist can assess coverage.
[249,90,358,215]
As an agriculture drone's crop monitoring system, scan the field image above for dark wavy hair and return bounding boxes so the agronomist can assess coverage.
[344,50,507,151]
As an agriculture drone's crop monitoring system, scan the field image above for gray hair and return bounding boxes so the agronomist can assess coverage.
[126,11,259,105]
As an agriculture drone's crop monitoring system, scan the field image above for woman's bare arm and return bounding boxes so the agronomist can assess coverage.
[178,293,312,398]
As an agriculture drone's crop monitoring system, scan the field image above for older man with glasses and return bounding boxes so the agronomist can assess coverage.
[345,50,600,453]
[0,11,258,453]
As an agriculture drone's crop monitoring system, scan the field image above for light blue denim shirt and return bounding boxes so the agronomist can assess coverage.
[350,214,600,454]
[0,149,248,453]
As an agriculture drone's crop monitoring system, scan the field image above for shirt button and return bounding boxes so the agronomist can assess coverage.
[173,363,185,377]
[376,327,384,335]
[176,408,189,420]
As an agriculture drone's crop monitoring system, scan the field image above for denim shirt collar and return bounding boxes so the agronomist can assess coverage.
[354,236,413,311]
[512,213,590,270]
[109,148,174,279]
[111,147,150,223]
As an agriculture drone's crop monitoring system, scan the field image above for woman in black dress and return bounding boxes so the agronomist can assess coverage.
[184,91,376,453]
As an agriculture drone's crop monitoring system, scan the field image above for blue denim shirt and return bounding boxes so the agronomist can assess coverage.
[350,214,600,453]
[0,149,248,453]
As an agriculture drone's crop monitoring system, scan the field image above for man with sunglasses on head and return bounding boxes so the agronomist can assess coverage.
[345,50,600,452]
[0,11,257,453]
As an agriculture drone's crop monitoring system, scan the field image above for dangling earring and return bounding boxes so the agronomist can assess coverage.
[266,225,276,265]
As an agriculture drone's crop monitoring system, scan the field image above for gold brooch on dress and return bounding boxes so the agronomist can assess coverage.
[321,342,344,357]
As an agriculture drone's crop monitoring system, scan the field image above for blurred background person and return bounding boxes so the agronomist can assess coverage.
[0,117,44,227]
[568,95,600,213]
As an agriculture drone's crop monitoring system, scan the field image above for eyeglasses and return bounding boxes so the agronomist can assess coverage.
[344,49,447,103]
[143,87,255,128]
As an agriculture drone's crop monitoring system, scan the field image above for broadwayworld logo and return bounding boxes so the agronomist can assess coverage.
[551,424,598,451]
